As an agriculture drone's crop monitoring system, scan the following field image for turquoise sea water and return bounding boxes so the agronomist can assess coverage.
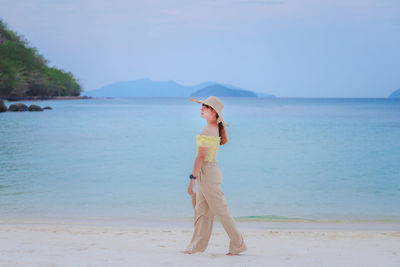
[1,97,399,222]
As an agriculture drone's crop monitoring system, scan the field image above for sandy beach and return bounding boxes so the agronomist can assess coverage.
[1,218,399,267]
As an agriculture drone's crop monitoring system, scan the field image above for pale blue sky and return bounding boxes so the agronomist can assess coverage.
[1,0,399,97]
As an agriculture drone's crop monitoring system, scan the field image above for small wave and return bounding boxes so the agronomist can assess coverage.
[235,215,316,222]
[234,215,400,224]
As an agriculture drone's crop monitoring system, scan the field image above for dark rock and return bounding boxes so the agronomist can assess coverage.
[28,105,44,111]
[9,103,28,112]
[43,106,52,110]
[0,100,7,112]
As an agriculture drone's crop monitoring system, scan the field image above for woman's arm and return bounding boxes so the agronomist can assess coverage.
[188,147,208,196]
[192,147,207,177]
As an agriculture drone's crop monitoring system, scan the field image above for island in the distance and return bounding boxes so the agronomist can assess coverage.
[388,88,400,98]
[86,78,276,98]
[192,84,257,97]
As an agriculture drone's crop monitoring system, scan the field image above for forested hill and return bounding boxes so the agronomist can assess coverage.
[0,19,82,98]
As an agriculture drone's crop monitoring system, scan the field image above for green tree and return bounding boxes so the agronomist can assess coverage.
[0,18,82,98]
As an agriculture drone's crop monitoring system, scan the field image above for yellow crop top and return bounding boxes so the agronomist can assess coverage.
[196,134,221,162]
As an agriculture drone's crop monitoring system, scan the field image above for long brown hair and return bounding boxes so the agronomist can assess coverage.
[216,113,228,145]
[203,103,228,145]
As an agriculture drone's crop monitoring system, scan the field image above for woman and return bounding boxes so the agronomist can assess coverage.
[182,96,247,256]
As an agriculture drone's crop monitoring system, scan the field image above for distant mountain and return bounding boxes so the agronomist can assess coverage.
[86,78,202,97]
[191,84,257,97]
[214,82,275,98]
[388,88,400,98]
[86,78,275,98]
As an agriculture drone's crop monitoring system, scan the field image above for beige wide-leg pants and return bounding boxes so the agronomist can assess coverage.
[186,161,247,254]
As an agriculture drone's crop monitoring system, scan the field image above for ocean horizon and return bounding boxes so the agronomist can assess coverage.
[1,97,399,224]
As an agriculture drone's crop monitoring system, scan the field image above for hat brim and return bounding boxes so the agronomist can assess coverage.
[189,97,229,127]
[189,97,204,104]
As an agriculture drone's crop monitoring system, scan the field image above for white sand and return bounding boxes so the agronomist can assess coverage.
[0,219,399,267]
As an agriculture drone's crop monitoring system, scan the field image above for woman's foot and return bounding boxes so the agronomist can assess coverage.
[226,248,247,255]
[180,250,194,254]
[226,252,241,256]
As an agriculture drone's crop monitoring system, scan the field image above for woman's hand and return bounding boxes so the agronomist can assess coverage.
[188,179,195,196]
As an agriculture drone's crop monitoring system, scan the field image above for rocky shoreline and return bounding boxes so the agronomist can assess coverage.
[0,96,91,112]
[0,101,52,112]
